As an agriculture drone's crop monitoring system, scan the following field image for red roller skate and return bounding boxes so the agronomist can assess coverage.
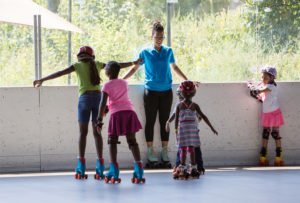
[94,158,105,180]
[259,147,269,166]
[75,157,88,179]
[131,161,146,184]
[104,162,121,184]
[274,147,284,166]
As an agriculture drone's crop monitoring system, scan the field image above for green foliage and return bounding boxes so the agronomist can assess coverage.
[0,0,299,86]
[244,0,300,53]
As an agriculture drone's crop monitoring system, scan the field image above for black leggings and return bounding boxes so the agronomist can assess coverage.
[144,88,173,142]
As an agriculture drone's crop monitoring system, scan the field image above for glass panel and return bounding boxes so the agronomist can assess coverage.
[0,0,299,86]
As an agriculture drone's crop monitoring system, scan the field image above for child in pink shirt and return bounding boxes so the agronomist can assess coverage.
[97,61,145,184]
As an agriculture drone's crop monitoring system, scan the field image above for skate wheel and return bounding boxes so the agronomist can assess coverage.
[84,174,88,179]
[95,174,102,180]
[142,178,146,183]
[111,177,115,184]
[77,174,82,179]
[75,174,78,179]
[117,178,121,183]
[280,161,285,166]
[131,178,135,184]
[135,178,140,184]
[259,160,269,166]
[104,177,109,183]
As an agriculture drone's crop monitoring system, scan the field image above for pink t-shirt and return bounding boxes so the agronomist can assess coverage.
[101,79,135,114]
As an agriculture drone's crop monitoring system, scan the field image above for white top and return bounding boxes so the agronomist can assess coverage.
[262,84,280,113]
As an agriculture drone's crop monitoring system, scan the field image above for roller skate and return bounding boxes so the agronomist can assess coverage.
[178,165,189,180]
[158,146,172,169]
[75,157,88,179]
[145,146,159,168]
[104,162,121,184]
[259,147,269,166]
[172,166,181,180]
[131,161,146,184]
[189,164,200,179]
[274,147,284,166]
[94,158,105,180]
[198,167,205,175]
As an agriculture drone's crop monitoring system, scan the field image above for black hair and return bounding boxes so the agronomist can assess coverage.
[265,72,277,86]
[105,61,121,79]
[77,53,100,86]
[152,21,164,36]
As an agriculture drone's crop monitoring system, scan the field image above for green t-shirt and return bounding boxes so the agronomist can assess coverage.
[73,61,104,96]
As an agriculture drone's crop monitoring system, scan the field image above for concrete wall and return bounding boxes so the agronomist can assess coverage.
[0,82,300,172]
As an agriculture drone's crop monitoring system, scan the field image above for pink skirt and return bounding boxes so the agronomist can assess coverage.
[108,110,142,136]
[261,108,284,127]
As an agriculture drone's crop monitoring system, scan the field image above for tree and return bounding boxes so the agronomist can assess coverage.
[244,0,300,53]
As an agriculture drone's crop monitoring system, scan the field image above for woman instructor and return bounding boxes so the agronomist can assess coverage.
[123,22,198,167]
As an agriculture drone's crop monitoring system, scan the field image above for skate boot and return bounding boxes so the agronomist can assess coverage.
[274,147,284,166]
[259,147,269,166]
[94,158,105,180]
[104,162,121,184]
[145,146,158,168]
[159,146,172,168]
[178,165,189,180]
[75,157,88,179]
[173,166,181,180]
[132,161,146,184]
[189,164,200,179]
[198,166,205,175]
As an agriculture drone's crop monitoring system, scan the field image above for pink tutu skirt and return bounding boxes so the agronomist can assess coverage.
[261,108,284,127]
[108,110,142,136]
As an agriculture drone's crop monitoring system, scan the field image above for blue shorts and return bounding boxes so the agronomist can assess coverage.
[78,92,101,123]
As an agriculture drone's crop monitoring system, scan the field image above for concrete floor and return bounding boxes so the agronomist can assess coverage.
[0,167,300,203]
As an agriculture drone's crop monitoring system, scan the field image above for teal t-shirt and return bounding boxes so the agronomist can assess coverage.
[139,45,175,91]
[73,61,104,96]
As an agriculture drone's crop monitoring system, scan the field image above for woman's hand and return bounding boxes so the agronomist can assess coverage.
[193,81,200,87]
[165,122,170,133]
[33,80,43,87]
[134,58,143,65]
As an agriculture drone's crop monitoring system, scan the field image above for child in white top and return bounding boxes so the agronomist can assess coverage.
[250,65,284,166]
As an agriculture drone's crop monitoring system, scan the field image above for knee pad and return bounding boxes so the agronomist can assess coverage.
[271,130,281,140]
[127,138,138,148]
[187,146,195,154]
[180,147,187,156]
[108,136,120,145]
[262,129,270,140]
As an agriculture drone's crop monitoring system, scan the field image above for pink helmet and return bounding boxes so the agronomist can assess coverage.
[77,46,94,57]
[179,80,196,93]
[261,65,277,79]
